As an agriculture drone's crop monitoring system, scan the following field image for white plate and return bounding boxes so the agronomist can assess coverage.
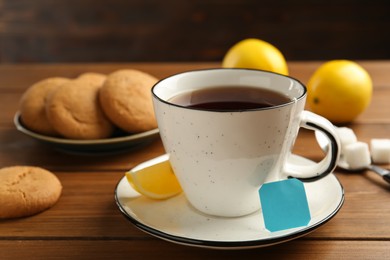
[115,155,344,249]
[14,112,159,155]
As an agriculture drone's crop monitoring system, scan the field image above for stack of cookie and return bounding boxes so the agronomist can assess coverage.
[19,69,158,140]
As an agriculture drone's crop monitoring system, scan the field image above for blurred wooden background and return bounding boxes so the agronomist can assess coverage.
[0,0,389,63]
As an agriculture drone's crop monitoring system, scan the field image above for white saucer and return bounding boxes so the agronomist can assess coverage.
[115,155,344,249]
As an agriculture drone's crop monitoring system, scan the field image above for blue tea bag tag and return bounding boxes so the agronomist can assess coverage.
[259,178,311,232]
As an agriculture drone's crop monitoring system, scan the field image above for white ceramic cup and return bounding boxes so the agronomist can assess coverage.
[152,68,340,217]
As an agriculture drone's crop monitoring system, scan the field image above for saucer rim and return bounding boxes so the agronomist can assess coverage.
[14,112,159,145]
[14,112,159,154]
[114,156,345,249]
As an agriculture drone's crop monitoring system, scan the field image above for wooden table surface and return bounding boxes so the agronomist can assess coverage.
[1,62,390,259]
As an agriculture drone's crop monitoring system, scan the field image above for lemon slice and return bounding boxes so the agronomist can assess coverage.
[125,155,182,200]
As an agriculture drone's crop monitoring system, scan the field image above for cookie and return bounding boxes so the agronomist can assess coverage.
[77,72,107,87]
[0,166,62,219]
[99,69,158,133]
[19,77,70,136]
[46,80,115,139]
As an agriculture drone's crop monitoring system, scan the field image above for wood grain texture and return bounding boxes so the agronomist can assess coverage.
[0,240,389,259]
[0,62,390,258]
[0,1,389,62]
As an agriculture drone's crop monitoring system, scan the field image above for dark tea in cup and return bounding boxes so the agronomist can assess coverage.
[169,86,291,111]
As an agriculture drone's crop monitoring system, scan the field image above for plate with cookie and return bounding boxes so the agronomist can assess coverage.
[15,70,160,155]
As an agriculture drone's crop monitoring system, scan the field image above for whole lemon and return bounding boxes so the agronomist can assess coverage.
[222,38,289,75]
[307,60,373,124]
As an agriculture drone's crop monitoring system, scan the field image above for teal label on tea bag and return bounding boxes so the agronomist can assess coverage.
[259,178,311,232]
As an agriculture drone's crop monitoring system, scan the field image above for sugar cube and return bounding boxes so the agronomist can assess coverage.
[344,142,371,169]
[370,139,390,164]
[336,127,358,155]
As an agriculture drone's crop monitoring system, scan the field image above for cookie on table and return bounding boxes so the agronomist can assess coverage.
[99,69,158,133]
[0,166,62,219]
[19,77,70,136]
[46,80,115,140]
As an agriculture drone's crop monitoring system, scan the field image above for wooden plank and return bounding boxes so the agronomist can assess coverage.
[2,86,389,125]
[0,170,390,240]
[2,125,390,170]
[0,63,216,91]
[1,62,390,259]
[0,1,389,62]
[0,240,389,259]
[0,61,389,91]
[0,130,165,171]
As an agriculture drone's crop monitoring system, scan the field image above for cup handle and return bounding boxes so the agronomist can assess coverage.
[284,111,340,182]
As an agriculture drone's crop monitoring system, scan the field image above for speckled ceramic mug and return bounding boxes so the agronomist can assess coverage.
[152,68,340,217]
